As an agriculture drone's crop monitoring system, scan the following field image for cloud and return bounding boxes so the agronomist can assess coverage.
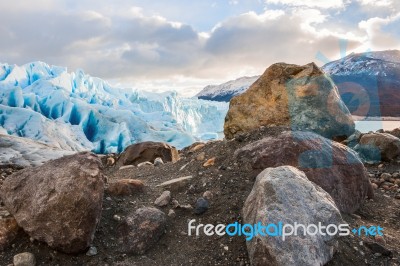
[358,12,400,50]
[0,1,398,96]
[265,0,346,9]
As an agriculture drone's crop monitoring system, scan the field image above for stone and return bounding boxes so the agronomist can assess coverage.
[235,131,373,213]
[203,157,216,167]
[196,152,206,161]
[168,209,176,218]
[106,179,145,196]
[154,191,171,207]
[0,218,20,251]
[13,252,36,266]
[86,246,98,256]
[154,157,164,166]
[355,133,400,162]
[194,197,209,215]
[381,173,392,181]
[243,166,343,266]
[365,242,392,257]
[106,157,115,166]
[117,207,167,255]
[190,144,206,152]
[117,141,179,167]
[202,190,213,200]
[119,165,135,170]
[137,161,153,167]
[224,62,355,140]
[386,128,400,138]
[0,152,104,253]
[156,176,193,190]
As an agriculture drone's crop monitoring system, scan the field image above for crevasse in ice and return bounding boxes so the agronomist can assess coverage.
[0,61,228,153]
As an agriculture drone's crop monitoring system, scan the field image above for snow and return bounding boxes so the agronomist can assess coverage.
[322,50,400,76]
[0,61,228,153]
[196,76,259,102]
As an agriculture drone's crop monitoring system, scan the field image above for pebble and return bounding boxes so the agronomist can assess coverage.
[196,152,206,161]
[106,157,115,166]
[154,191,171,207]
[203,157,216,167]
[137,161,153,167]
[375,235,386,245]
[168,209,176,218]
[154,157,164,166]
[86,246,98,256]
[381,173,392,181]
[194,197,209,214]
[13,252,36,266]
[203,190,213,200]
[371,183,378,190]
[119,165,135,170]
[113,215,121,221]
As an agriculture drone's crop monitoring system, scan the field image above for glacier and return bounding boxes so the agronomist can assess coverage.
[0,62,229,153]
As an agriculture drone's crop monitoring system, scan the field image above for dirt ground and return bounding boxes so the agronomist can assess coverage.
[0,126,399,266]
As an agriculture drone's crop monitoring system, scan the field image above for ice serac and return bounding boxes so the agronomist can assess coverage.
[0,62,228,153]
[224,62,355,140]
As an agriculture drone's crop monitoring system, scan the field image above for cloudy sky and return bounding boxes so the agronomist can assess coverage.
[1,0,399,96]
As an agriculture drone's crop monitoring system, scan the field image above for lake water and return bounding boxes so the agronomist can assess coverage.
[355,120,399,133]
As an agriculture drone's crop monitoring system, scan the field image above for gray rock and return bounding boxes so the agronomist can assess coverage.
[243,166,343,266]
[154,191,171,207]
[117,207,166,254]
[0,152,104,253]
[86,246,98,256]
[355,132,400,162]
[194,197,209,215]
[235,131,373,213]
[154,157,164,166]
[13,252,36,266]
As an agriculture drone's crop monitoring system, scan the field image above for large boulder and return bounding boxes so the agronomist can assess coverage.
[386,128,400,138]
[235,131,373,213]
[355,132,400,162]
[0,152,104,253]
[224,62,355,140]
[117,141,179,167]
[243,166,343,266]
[117,207,167,254]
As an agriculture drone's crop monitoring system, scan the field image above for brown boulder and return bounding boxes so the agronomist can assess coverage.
[224,62,355,140]
[117,207,166,254]
[386,128,400,138]
[0,152,104,253]
[0,218,20,251]
[235,131,373,213]
[117,141,179,167]
[355,132,400,162]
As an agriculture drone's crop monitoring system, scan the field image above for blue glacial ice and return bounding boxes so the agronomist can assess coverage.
[0,61,229,153]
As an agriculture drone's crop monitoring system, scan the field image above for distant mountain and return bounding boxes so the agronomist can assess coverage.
[196,76,259,102]
[322,50,400,117]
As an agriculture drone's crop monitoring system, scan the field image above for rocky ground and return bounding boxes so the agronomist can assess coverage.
[0,126,399,266]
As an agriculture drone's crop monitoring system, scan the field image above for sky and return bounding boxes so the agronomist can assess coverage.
[1,0,399,96]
